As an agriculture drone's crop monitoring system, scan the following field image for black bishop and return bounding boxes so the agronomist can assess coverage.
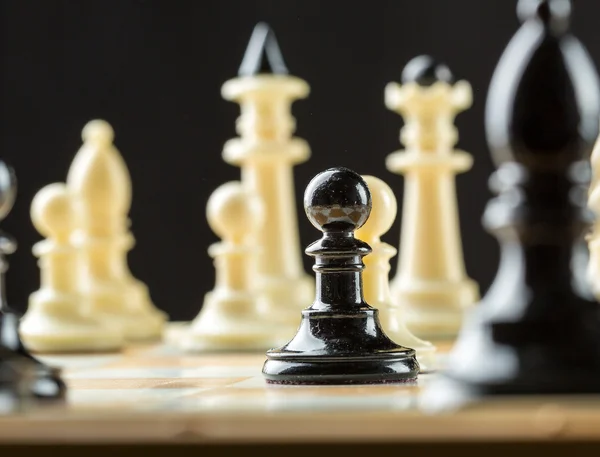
[423,0,600,408]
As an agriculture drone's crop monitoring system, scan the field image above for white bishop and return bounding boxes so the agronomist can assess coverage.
[66,120,167,341]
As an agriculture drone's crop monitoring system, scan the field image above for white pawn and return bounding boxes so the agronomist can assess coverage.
[183,181,283,351]
[20,183,123,353]
[356,175,437,372]
[66,120,166,342]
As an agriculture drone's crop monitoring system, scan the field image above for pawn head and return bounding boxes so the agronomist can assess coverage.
[401,55,454,87]
[31,183,75,241]
[0,161,16,221]
[355,175,397,243]
[206,181,264,244]
[304,167,371,233]
[82,119,115,147]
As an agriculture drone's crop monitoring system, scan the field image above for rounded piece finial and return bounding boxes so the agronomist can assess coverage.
[207,181,264,244]
[486,0,597,167]
[0,161,17,221]
[304,167,371,232]
[31,183,75,240]
[517,0,571,30]
[82,119,115,146]
[401,55,454,86]
[355,175,397,243]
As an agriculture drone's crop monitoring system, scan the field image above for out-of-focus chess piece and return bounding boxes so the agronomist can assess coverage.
[20,183,124,353]
[221,23,314,338]
[184,181,284,351]
[385,55,479,340]
[357,175,437,372]
[422,0,600,412]
[0,161,66,402]
[66,120,167,342]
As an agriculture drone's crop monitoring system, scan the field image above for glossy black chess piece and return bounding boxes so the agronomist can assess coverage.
[0,346,37,412]
[238,22,288,77]
[262,167,419,385]
[424,0,600,405]
[0,161,66,402]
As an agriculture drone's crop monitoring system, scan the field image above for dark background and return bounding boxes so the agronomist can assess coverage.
[1,0,599,321]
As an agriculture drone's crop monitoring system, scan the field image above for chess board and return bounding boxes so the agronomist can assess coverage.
[2,324,600,455]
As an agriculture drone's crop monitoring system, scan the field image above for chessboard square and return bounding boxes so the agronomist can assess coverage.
[67,377,251,390]
[66,365,261,380]
[101,353,265,369]
[67,387,204,407]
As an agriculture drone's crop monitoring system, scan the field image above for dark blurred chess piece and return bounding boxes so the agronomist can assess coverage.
[0,161,66,402]
[422,0,600,409]
[262,167,419,385]
[0,346,37,413]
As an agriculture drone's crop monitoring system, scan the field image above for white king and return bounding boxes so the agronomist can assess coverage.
[220,23,314,338]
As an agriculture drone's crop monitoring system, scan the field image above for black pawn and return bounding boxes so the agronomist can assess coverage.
[401,55,454,86]
[0,161,66,402]
[238,22,289,76]
[262,167,419,385]
[431,0,600,401]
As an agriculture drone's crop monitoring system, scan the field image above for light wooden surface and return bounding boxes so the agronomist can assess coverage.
[1,324,600,445]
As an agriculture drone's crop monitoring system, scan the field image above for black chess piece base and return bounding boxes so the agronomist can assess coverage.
[438,308,600,396]
[0,309,67,402]
[263,308,419,385]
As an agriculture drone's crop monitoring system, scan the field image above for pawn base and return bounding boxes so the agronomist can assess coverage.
[262,308,420,385]
[93,310,164,343]
[257,276,314,332]
[30,364,67,402]
[380,307,438,373]
[392,278,479,339]
[0,310,67,402]
[183,291,291,353]
[182,334,281,353]
[21,292,125,353]
[263,355,419,385]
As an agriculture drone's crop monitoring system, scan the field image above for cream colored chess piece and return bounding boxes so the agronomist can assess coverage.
[66,120,167,342]
[587,133,600,295]
[356,175,437,372]
[183,181,283,351]
[20,183,123,353]
[385,57,479,339]
[220,23,313,336]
